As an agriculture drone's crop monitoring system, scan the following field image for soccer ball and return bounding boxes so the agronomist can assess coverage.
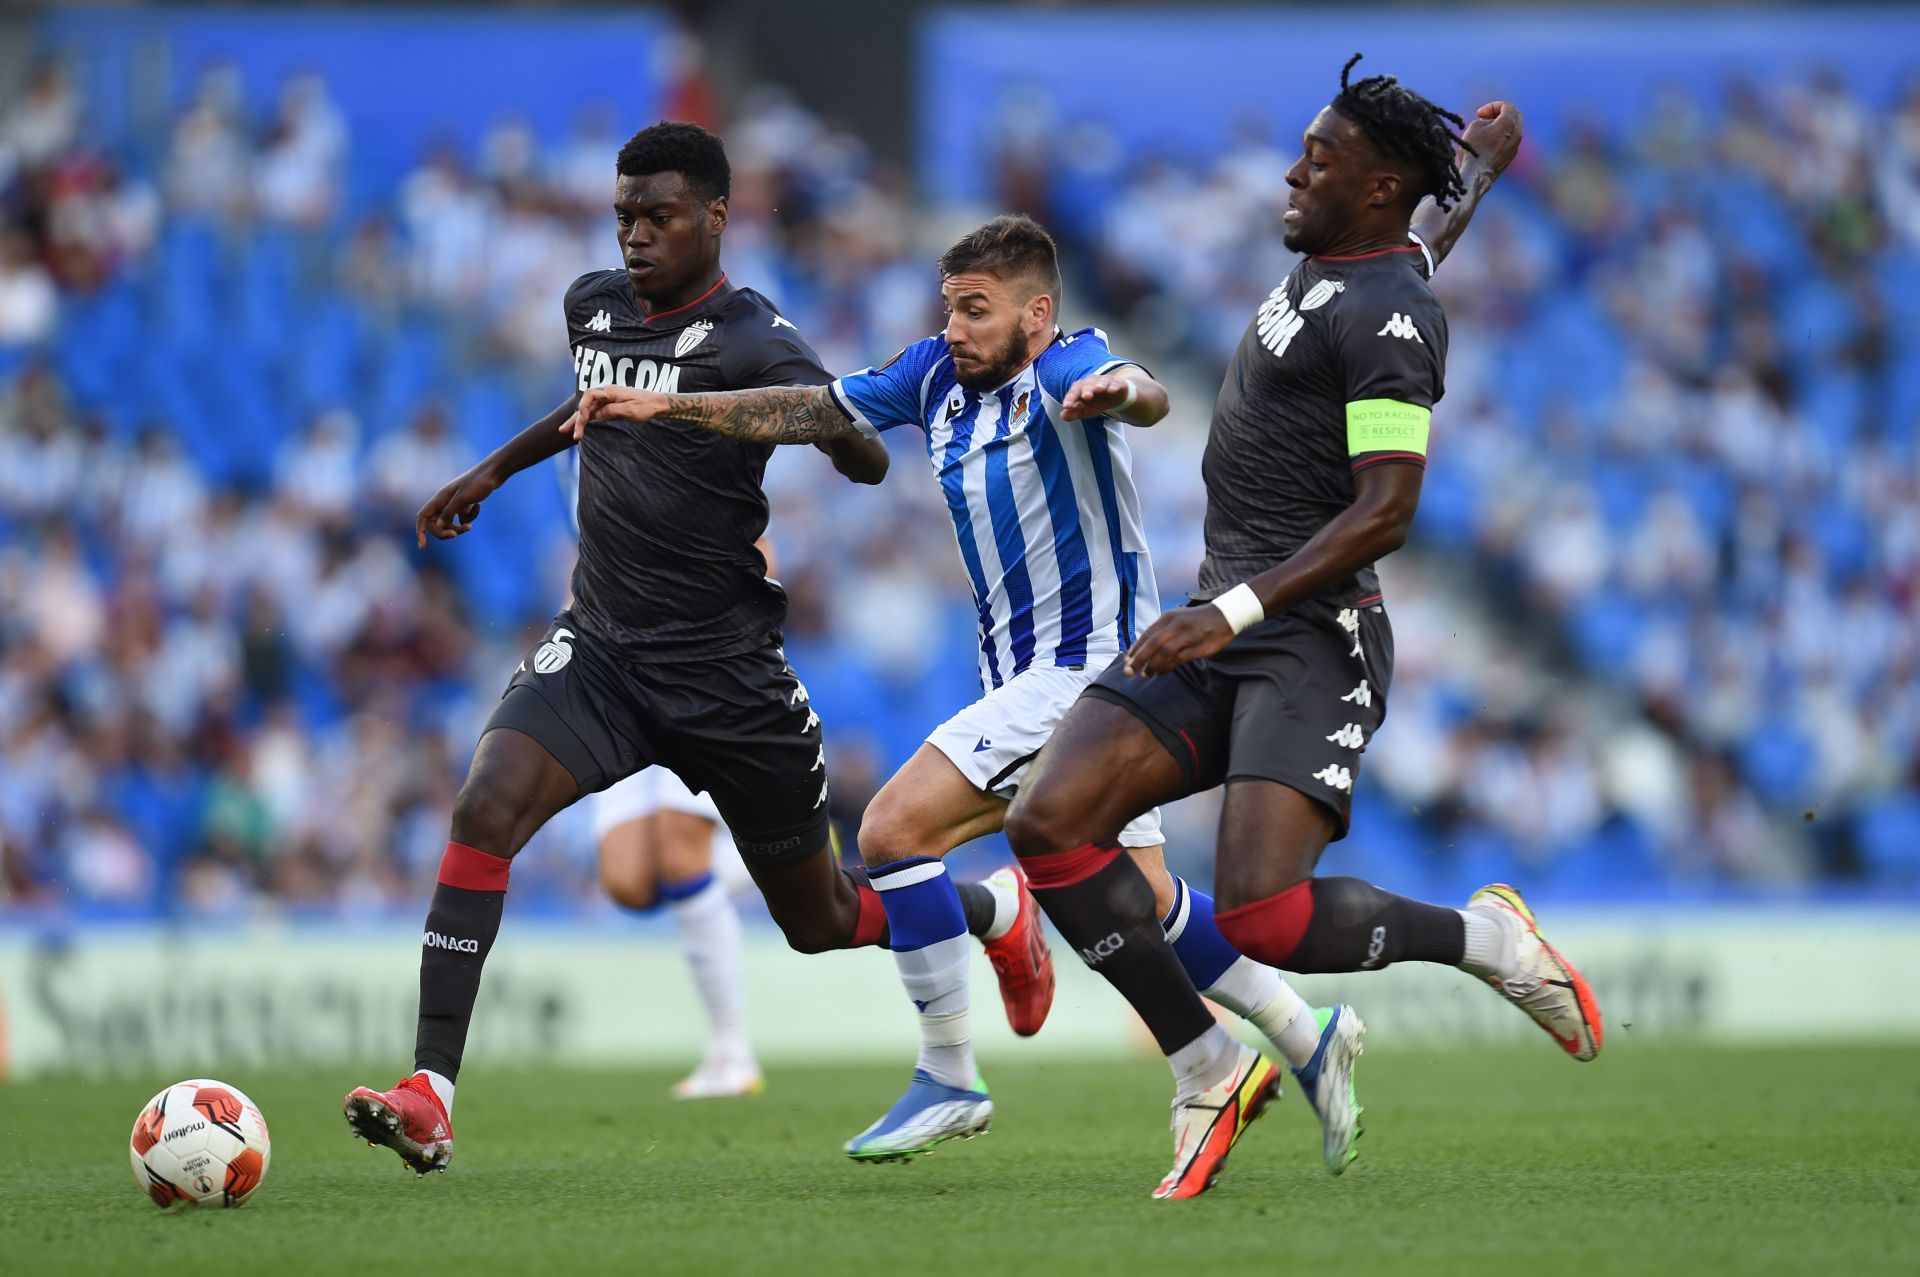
[128,1079,272,1209]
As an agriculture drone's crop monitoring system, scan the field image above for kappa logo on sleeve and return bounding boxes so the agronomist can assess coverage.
[586,310,612,332]
[1375,313,1424,342]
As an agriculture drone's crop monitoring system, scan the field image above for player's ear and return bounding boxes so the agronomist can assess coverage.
[1370,171,1403,210]
[1027,288,1055,336]
[707,195,729,236]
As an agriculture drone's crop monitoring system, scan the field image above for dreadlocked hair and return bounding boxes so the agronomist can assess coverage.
[1332,53,1475,209]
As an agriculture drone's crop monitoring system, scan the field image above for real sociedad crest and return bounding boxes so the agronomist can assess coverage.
[676,319,715,358]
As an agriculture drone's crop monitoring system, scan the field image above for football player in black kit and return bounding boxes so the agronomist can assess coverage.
[996,59,1603,1192]
[342,122,1049,1174]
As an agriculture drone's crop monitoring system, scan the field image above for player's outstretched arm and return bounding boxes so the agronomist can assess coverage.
[1060,366,1169,426]
[1410,100,1523,268]
[563,383,863,447]
[417,391,581,548]
[1124,464,1423,678]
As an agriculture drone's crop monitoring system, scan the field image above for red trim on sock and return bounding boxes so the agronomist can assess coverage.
[1021,841,1122,890]
[438,842,511,892]
[851,880,888,948]
[1216,881,1314,967]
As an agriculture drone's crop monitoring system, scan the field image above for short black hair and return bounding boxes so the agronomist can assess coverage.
[616,120,730,203]
[1330,54,1474,209]
[938,214,1062,302]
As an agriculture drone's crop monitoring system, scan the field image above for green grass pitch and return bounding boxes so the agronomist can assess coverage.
[3,1044,1916,1276]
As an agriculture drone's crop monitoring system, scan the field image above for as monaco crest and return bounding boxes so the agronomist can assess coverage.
[533,628,575,674]
[675,319,715,358]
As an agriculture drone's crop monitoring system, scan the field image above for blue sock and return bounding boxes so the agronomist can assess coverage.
[870,858,968,949]
[869,857,975,1089]
[1163,876,1318,1068]
[1161,877,1241,991]
[657,872,715,905]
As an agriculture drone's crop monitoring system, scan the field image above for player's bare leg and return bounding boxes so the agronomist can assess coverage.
[345,725,580,1174]
[1006,700,1282,1199]
[742,836,886,954]
[599,810,761,1099]
[1211,780,1602,1061]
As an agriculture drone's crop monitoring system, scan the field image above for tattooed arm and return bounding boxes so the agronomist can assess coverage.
[563,383,867,447]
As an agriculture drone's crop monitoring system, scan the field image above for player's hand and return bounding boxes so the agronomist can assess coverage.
[415,465,501,548]
[1462,100,1523,177]
[561,385,671,440]
[1060,374,1138,422]
[1123,606,1236,679]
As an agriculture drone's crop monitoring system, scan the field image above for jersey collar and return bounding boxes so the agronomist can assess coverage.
[1308,245,1424,263]
[637,272,732,325]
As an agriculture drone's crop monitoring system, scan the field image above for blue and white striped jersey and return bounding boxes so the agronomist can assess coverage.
[830,327,1159,689]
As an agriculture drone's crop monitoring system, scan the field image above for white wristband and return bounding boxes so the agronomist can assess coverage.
[1114,378,1138,413]
[1210,582,1265,635]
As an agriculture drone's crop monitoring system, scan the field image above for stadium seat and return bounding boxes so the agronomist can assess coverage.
[1855,795,1920,883]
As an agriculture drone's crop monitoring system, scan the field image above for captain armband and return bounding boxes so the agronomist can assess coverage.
[1345,398,1431,460]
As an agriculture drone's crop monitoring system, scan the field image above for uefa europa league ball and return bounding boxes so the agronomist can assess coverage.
[129,1079,272,1208]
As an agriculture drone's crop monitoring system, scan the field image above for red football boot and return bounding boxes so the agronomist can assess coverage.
[980,865,1056,1036]
[344,1073,453,1175]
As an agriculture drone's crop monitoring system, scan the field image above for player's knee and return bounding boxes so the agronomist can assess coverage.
[1003,789,1084,860]
[855,800,921,868]
[449,780,524,857]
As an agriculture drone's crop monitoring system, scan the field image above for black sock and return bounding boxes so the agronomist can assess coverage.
[1281,877,1464,972]
[956,880,997,939]
[414,868,507,1082]
[1025,849,1217,1055]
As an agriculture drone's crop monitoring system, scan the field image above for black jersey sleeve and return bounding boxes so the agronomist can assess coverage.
[722,297,833,391]
[562,269,621,345]
[1331,282,1447,473]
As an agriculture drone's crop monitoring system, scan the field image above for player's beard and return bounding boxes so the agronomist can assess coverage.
[951,328,1027,390]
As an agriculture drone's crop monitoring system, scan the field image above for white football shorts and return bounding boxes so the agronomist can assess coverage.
[589,766,723,841]
[925,661,1164,848]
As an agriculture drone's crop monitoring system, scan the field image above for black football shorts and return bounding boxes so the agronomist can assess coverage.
[485,609,831,864]
[1085,597,1394,837]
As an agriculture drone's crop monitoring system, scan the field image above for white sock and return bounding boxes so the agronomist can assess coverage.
[892,934,975,1089]
[670,877,755,1068]
[1459,907,1517,980]
[980,870,1021,942]
[1202,956,1319,1070]
[1167,1023,1239,1096]
[415,1069,455,1118]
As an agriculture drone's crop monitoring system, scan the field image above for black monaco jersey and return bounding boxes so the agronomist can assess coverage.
[1198,242,1447,607]
[564,271,830,660]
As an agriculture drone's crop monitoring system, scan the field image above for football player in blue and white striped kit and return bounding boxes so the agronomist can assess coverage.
[566,216,1361,1194]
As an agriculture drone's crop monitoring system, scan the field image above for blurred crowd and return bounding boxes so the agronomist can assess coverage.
[0,53,963,917]
[2,45,1916,919]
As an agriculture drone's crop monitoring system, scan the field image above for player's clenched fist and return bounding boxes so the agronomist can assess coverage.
[561,385,672,440]
[1122,605,1236,679]
[1462,100,1523,176]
